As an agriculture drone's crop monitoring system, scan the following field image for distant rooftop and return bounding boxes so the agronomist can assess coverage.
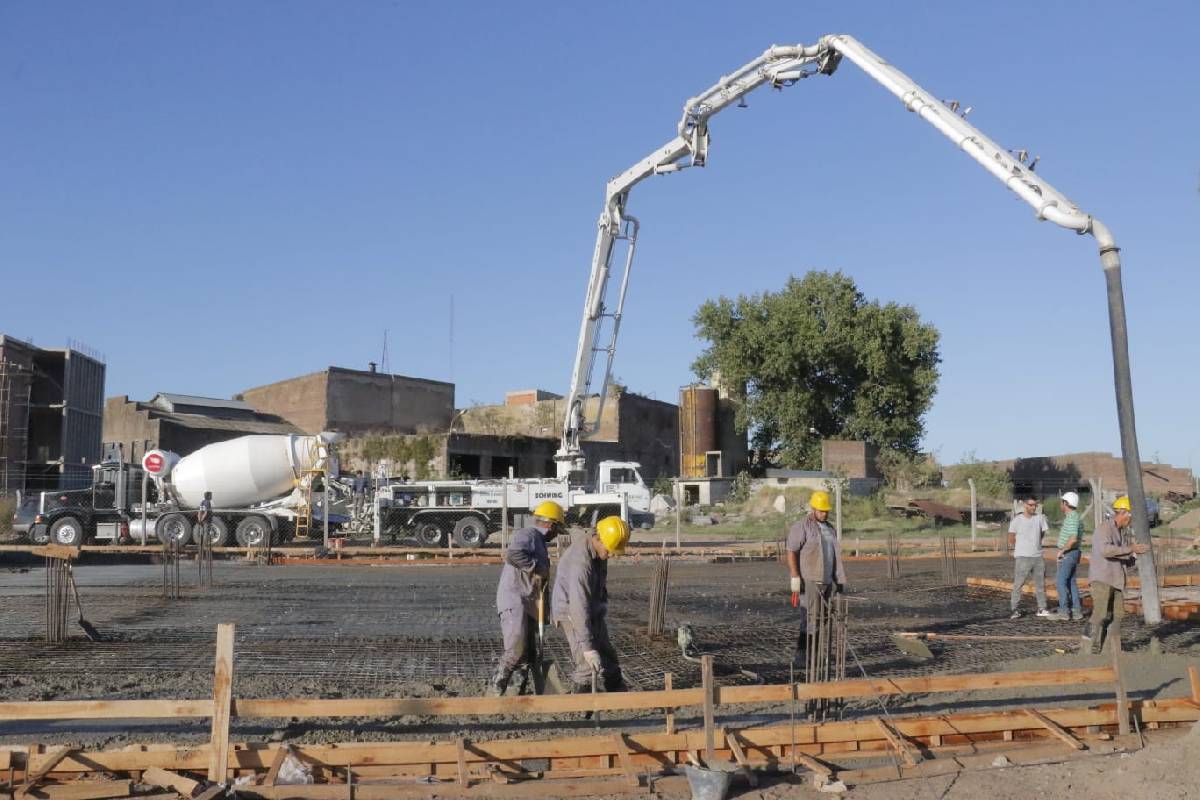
[150,393,255,413]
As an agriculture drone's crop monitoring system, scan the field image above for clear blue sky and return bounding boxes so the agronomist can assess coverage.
[3,1,1198,469]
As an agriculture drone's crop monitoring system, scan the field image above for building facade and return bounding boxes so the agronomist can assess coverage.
[1,335,105,494]
[239,366,454,436]
[102,393,302,463]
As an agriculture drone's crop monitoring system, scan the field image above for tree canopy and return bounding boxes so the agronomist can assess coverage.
[692,271,940,469]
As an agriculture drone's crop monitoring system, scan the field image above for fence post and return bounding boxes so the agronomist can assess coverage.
[967,478,977,551]
[674,480,682,550]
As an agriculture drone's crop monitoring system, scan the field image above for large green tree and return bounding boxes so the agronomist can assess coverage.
[692,271,940,469]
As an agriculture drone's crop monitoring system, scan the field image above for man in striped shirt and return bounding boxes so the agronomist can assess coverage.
[1054,492,1084,621]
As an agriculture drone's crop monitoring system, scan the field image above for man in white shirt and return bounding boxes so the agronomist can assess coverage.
[1008,496,1053,619]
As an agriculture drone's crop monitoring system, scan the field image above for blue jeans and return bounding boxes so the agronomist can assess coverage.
[1056,548,1083,616]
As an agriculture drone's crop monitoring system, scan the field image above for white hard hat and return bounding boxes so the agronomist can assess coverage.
[1061,491,1079,509]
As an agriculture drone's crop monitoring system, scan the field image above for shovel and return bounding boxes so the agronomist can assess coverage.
[66,564,101,642]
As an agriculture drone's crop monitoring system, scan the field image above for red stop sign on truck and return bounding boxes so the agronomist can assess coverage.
[142,451,165,474]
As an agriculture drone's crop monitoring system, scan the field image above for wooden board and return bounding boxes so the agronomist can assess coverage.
[16,747,73,796]
[24,781,132,800]
[875,718,920,766]
[208,623,235,781]
[141,767,200,796]
[1023,709,1086,750]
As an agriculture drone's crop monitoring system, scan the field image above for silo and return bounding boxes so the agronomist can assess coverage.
[679,386,718,478]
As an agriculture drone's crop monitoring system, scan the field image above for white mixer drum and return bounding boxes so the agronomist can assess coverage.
[170,435,324,508]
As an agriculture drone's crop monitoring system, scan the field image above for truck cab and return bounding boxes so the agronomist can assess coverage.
[29,459,145,545]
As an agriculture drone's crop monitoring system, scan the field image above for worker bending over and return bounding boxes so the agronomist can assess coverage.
[491,501,563,695]
[552,515,630,693]
[786,490,846,653]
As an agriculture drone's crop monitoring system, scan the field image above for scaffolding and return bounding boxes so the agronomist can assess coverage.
[0,360,32,497]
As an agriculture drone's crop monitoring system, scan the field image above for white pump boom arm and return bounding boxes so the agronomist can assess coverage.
[556,34,1158,622]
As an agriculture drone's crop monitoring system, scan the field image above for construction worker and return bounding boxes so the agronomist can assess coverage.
[1085,496,1148,654]
[491,500,563,695]
[552,515,630,693]
[785,490,846,653]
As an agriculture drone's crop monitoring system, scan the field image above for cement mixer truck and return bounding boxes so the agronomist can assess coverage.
[27,434,338,547]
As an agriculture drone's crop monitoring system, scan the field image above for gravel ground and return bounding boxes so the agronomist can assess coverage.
[1,553,1197,752]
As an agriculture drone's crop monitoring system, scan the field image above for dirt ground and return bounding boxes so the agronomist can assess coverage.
[1,550,1198,796]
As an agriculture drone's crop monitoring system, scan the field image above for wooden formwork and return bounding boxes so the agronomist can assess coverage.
[2,625,1198,797]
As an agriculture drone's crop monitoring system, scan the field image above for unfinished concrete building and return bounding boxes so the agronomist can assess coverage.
[102,393,302,463]
[945,452,1197,499]
[341,389,680,483]
[0,335,105,494]
[239,366,454,436]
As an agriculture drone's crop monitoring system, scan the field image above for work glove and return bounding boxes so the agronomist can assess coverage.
[583,649,603,672]
[530,572,546,593]
[789,576,802,608]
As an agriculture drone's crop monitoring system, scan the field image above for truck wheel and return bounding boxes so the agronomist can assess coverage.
[193,517,230,547]
[156,513,191,546]
[30,525,51,545]
[415,520,447,547]
[452,515,488,548]
[50,516,85,546]
[235,516,272,547]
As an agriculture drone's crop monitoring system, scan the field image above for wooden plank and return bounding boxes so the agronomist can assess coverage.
[264,746,290,787]
[250,778,645,799]
[193,787,225,800]
[1023,709,1086,750]
[875,718,920,766]
[208,623,236,782]
[16,747,72,796]
[896,632,1078,642]
[610,735,638,787]
[1189,665,1200,704]
[142,767,200,797]
[455,738,468,788]
[25,781,132,800]
[1112,642,1130,736]
[724,732,757,788]
[792,752,833,778]
[701,655,715,763]
[0,700,212,722]
[662,674,674,735]
[0,667,1119,724]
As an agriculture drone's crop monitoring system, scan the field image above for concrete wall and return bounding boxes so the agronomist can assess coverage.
[240,367,454,436]
[822,440,882,480]
[239,371,330,434]
[326,368,454,435]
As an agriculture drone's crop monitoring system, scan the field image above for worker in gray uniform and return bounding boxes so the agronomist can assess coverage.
[491,500,564,695]
[785,489,846,654]
[552,515,631,693]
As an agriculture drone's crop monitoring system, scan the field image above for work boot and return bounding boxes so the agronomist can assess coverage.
[490,666,512,697]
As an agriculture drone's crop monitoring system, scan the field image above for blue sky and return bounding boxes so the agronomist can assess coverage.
[3,1,1198,469]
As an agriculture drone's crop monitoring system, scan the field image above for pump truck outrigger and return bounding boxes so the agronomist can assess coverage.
[557,34,1161,621]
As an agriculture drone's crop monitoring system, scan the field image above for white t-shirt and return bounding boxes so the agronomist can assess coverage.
[1008,512,1049,558]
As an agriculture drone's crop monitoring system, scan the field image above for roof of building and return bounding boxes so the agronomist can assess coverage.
[154,410,302,434]
[150,393,255,413]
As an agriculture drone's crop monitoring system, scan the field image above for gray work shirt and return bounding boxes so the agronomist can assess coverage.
[1088,517,1136,592]
[495,526,549,616]
[786,514,847,586]
[552,534,607,651]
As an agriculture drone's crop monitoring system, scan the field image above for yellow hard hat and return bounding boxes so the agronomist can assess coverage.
[533,501,565,525]
[596,516,631,555]
[1112,496,1132,512]
[810,490,833,512]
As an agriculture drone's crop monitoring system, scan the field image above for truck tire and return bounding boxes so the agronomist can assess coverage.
[235,516,272,547]
[452,515,488,548]
[193,517,230,547]
[415,519,447,547]
[29,525,51,545]
[50,516,85,546]
[156,513,191,546]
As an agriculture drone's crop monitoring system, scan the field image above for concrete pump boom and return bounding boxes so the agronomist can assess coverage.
[556,34,1160,623]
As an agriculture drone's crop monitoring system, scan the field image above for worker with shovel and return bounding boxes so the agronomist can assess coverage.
[552,515,630,694]
[491,500,563,695]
